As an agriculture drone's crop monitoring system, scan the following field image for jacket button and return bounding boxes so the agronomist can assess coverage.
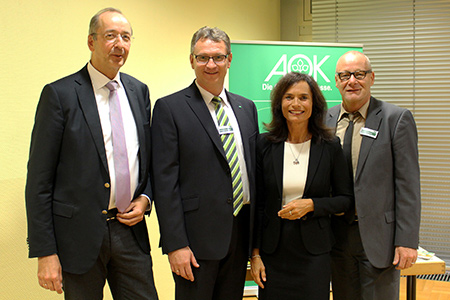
[104,183,110,188]
[102,210,108,215]
[227,198,232,204]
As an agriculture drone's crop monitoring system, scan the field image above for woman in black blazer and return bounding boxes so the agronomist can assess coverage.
[250,72,354,300]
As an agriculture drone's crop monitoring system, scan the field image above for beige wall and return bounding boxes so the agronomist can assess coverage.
[0,0,280,299]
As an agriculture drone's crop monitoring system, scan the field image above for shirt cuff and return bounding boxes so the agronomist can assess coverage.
[140,194,152,212]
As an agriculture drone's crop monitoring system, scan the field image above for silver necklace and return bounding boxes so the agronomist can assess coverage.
[287,142,306,165]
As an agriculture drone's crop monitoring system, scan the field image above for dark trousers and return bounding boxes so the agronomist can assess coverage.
[331,216,400,300]
[62,219,158,300]
[174,205,250,300]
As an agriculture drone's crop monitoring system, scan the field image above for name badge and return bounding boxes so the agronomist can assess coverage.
[218,126,234,135]
[360,127,378,139]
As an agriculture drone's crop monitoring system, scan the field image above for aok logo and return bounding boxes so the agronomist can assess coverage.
[264,54,331,83]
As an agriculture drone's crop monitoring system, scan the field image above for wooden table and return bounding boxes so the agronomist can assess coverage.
[400,252,446,300]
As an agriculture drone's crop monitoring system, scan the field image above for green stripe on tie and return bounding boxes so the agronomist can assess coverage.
[212,96,244,216]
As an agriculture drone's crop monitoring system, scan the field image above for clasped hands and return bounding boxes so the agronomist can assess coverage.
[278,198,314,220]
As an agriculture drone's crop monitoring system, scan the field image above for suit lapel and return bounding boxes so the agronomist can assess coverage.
[271,142,284,199]
[304,138,322,194]
[122,76,147,183]
[184,84,227,160]
[326,105,340,131]
[228,92,245,128]
[227,92,252,163]
[355,97,382,181]
[75,67,109,173]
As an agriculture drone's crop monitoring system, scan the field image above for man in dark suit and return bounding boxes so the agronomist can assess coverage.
[326,51,421,300]
[25,8,158,299]
[151,26,259,300]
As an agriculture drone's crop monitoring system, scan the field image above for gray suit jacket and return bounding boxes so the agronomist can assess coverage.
[326,96,421,268]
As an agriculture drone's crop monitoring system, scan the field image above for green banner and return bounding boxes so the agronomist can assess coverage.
[228,41,363,131]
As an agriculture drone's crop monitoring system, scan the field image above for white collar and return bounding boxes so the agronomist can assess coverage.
[87,62,123,91]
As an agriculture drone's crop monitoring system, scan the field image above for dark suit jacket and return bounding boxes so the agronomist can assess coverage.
[151,82,259,260]
[254,134,353,255]
[25,65,152,274]
[326,96,421,268]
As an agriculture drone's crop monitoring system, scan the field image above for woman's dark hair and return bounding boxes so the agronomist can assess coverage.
[264,72,334,143]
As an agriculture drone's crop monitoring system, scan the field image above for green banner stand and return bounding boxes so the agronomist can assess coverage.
[228,41,363,132]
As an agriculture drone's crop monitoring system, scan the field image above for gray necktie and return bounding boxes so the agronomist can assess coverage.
[343,113,354,178]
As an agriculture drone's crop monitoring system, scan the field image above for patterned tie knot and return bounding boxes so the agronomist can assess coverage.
[344,112,352,122]
[211,96,222,106]
[105,80,119,92]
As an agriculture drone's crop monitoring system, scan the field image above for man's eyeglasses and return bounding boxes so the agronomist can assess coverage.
[92,32,133,44]
[194,55,228,64]
[336,70,372,81]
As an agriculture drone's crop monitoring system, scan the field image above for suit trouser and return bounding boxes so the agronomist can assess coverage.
[62,218,158,300]
[330,216,400,300]
[174,205,250,300]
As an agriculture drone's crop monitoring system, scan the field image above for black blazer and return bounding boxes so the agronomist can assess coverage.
[151,82,259,260]
[25,65,152,274]
[254,134,354,255]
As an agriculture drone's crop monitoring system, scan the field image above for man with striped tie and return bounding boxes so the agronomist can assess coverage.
[151,26,259,300]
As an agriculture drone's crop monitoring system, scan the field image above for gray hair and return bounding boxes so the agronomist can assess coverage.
[190,26,231,54]
[89,8,132,38]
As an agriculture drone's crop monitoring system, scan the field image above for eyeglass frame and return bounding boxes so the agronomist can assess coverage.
[336,70,372,81]
[91,31,134,44]
[193,54,229,64]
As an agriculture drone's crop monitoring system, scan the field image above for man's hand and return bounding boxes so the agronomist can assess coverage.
[38,254,63,294]
[168,246,200,282]
[116,195,149,226]
[393,246,418,270]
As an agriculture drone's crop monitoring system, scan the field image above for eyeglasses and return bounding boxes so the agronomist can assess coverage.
[92,32,133,44]
[336,70,372,81]
[194,55,228,64]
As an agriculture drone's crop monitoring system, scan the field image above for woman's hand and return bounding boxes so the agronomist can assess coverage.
[278,198,314,220]
[250,249,266,289]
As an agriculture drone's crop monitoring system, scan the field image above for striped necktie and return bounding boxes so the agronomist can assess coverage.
[212,96,244,216]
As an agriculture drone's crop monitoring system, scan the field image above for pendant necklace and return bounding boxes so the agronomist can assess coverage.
[287,142,306,165]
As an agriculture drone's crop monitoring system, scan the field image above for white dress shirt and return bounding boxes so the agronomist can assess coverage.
[87,62,139,210]
[196,81,251,205]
